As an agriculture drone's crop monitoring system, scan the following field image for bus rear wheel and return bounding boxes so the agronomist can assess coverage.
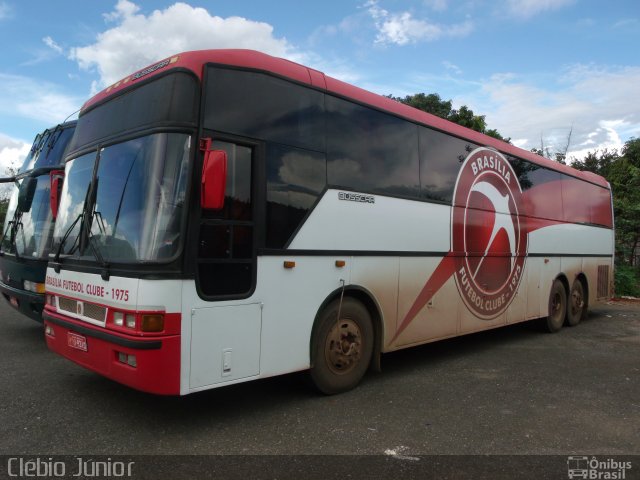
[310,298,373,395]
[566,279,587,327]
[543,279,567,333]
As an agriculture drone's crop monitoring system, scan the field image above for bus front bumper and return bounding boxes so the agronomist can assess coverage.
[0,281,44,322]
[43,310,180,395]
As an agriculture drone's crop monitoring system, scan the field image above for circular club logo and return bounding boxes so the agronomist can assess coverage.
[452,147,527,319]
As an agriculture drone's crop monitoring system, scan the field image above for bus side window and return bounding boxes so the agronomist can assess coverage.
[265,144,326,249]
[197,141,255,298]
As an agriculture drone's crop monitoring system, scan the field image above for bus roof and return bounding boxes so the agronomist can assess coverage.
[83,49,609,189]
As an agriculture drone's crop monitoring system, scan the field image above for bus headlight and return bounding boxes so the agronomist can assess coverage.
[113,311,124,326]
[125,314,136,329]
[45,294,56,307]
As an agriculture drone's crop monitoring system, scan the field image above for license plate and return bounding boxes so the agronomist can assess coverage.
[9,296,19,308]
[67,332,88,352]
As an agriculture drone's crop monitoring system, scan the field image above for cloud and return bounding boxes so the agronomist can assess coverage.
[43,36,64,54]
[365,0,473,45]
[0,73,82,124]
[69,0,297,87]
[0,2,10,20]
[0,134,30,198]
[424,0,448,12]
[443,61,462,75]
[505,0,575,20]
[613,18,639,30]
[469,64,640,159]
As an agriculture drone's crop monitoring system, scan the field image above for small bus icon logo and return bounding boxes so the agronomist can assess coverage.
[567,456,589,479]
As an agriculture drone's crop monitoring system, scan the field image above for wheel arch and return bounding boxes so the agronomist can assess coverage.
[575,272,589,307]
[555,272,570,298]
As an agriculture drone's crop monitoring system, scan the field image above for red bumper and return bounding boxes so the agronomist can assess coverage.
[44,310,180,395]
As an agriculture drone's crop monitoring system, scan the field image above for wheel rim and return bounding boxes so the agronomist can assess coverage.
[551,291,563,322]
[571,283,584,317]
[325,318,362,376]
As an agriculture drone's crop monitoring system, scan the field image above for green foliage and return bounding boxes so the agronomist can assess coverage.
[571,138,640,268]
[614,265,640,297]
[387,92,511,143]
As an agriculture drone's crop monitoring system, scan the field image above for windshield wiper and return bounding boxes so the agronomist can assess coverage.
[0,218,15,257]
[78,172,110,280]
[86,226,110,281]
[45,124,63,156]
[52,177,94,271]
[0,207,23,260]
[52,213,83,272]
[83,204,110,281]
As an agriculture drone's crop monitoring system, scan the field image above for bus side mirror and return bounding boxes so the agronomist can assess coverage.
[49,170,64,219]
[17,177,37,213]
[201,149,227,210]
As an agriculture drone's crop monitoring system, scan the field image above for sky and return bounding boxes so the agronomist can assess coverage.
[0,0,639,177]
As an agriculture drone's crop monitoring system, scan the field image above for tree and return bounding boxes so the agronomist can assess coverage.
[387,93,511,143]
[537,127,573,164]
[0,160,19,227]
[571,139,640,268]
[611,139,640,266]
[388,92,453,119]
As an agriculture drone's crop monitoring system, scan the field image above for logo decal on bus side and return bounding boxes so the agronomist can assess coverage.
[451,148,527,319]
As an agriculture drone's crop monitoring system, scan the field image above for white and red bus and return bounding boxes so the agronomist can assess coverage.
[43,50,614,395]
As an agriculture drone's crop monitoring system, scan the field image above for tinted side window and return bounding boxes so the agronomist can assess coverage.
[419,127,476,203]
[266,144,326,248]
[509,158,563,221]
[197,140,255,298]
[326,96,419,198]
[204,67,325,152]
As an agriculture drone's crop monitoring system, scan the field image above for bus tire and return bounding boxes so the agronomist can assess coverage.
[310,297,374,395]
[566,278,587,326]
[543,279,567,333]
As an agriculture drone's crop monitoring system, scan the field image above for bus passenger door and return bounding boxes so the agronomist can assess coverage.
[190,138,263,389]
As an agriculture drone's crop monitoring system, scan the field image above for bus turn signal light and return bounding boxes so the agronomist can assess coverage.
[335,260,346,268]
[24,280,46,294]
[283,261,296,269]
[141,314,164,332]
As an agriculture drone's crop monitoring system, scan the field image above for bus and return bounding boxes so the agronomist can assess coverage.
[0,121,76,321]
[42,50,614,395]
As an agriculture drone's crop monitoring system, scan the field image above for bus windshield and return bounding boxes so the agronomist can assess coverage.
[53,132,191,263]
[18,124,76,173]
[1,175,57,259]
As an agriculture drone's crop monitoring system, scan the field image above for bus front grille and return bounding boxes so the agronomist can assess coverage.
[82,302,107,322]
[57,297,107,322]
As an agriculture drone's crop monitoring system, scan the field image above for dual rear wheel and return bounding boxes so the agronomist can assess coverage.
[543,278,588,333]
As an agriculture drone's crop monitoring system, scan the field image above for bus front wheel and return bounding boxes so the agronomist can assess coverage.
[543,279,567,333]
[310,298,373,395]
